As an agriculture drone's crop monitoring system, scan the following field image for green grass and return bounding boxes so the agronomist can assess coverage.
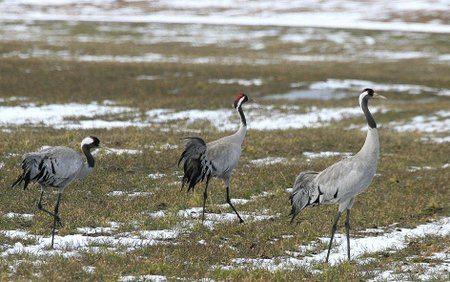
[0,20,449,281]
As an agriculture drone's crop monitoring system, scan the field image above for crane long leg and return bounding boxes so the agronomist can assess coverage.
[344,209,351,261]
[326,211,342,263]
[37,189,63,227]
[226,186,244,223]
[201,179,210,224]
[50,192,62,249]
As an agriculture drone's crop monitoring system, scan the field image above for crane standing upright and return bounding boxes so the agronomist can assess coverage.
[290,88,386,263]
[11,136,103,248]
[178,93,249,223]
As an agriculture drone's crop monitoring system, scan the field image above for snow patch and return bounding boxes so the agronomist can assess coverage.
[249,157,287,166]
[215,217,450,270]
[148,173,166,179]
[119,274,167,282]
[388,111,450,133]
[303,151,352,160]
[307,79,450,96]
[0,101,145,129]
[101,148,143,155]
[208,78,263,86]
[107,191,152,198]
[3,213,34,220]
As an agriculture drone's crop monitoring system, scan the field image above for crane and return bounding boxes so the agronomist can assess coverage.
[178,93,249,224]
[290,88,386,263]
[11,136,103,248]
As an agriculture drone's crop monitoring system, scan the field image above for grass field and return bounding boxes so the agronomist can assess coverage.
[0,9,449,282]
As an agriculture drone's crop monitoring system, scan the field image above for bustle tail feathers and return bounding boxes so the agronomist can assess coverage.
[289,171,319,222]
[178,137,214,192]
[11,153,43,190]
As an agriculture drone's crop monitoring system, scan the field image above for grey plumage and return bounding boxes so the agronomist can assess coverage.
[178,93,249,223]
[11,136,102,248]
[290,88,386,263]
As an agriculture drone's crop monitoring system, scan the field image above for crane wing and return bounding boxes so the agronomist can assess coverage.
[289,171,319,221]
[315,156,367,203]
[206,142,241,178]
[178,137,212,191]
[12,146,83,189]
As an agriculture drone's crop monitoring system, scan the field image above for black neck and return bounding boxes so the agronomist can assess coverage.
[82,145,95,168]
[362,96,376,129]
[238,106,246,127]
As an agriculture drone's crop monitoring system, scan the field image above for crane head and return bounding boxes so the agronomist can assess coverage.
[359,88,387,106]
[81,136,101,150]
[361,88,387,100]
[233,93,249,109]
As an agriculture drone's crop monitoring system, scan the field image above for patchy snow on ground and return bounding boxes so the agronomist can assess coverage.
[3,47,447,65]
[119,274,167,282]
[136,75,163,81]
[420,135,450,143]
[106,191,152,198]
[407,166,434,172]
[368,252,450,282]
[99,148,143,155]
[3,212,34,220]
[0,96,28,103]
[177,207,277,230]
[0,226,180,258]
[0,101,145,129]
[215,217,450,272]
[0,99,387,132]
[305,79,450,97]
[388,111,450,133]
[143,210,166,219]
[147,105,376,131]
[148,173,166,179]
[249,157,287,166]
[303,151,352,160]
[208,78,263,86]
[0,0,449,33]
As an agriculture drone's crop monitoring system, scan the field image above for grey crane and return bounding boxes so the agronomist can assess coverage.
[11,136,102,248]
[290,88,386,263]
[178,93,249,224]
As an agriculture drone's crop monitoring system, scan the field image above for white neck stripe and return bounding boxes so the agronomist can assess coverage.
[236,96,246,109]
[81,137,94,148]
[359,92,368,109]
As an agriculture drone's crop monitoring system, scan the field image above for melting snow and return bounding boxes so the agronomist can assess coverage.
[388,111,450,133]
[107,191,152,198]
[208,78,263,86]
[143,211,166,219]
[177,207,277,230]
[3,213,34,220]
[1,0,449,33]
[407,166,434,172]
[420,136,450,143]
[303,151,352,160]
[221,217,450,270]
[0,102,144,129]
[249,157,287,166]
[148,173,166,179]
[101,148,143,155]
[136,75,163,81]
[368,253,450,282]
[0,227,180,257]
[147,105,373,131]
[119,274,167,282]
[307,79,450,97]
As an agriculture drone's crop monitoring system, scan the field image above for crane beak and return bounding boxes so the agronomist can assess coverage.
[373,93,387,100]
